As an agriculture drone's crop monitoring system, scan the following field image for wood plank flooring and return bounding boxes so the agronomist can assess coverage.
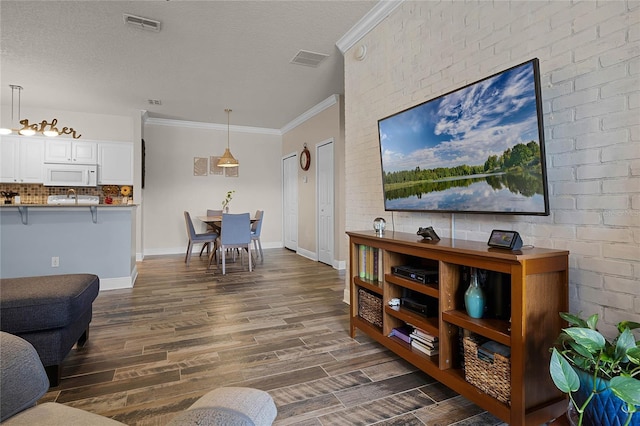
[42,249,509,425]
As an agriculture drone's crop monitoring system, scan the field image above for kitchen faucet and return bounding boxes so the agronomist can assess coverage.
[67,188,77,204]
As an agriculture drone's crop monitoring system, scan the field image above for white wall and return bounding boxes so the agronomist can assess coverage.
[282,96,346,267]
[6,106,135,142]
[142,120,283,255]
[344,1,639,335]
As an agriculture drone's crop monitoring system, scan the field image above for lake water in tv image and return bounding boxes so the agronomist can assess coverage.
[384,171,546,213]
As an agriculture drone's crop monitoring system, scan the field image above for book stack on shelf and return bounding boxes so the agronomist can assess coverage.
[388,325,413,344]
[358,244,383,283]
[410,327,439,356]
[389,325,439,356]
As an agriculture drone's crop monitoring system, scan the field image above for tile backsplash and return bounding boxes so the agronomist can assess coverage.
[0,183,129,204]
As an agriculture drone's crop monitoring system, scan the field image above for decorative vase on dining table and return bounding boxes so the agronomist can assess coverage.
[464,267,485,319]
[225,206,229,213]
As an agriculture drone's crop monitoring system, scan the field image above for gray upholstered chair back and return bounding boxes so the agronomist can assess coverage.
[0,332,49,422]
[251,210,264,236]
[184,211,197,239]
[221,213,251,245]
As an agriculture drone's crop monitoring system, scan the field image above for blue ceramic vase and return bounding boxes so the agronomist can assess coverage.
[464,268,485,319]
[573,367,639,426]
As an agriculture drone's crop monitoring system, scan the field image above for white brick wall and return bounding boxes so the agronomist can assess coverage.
[344,0,640,331]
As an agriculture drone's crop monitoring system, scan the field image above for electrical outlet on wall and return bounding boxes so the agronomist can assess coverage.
[51,256,59,267]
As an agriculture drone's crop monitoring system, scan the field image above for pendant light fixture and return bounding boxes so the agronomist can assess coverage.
[0,85,27,135]
[0,84,80,138]
[217,108,239,168]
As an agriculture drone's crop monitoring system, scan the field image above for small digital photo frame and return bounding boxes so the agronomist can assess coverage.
[488,230,523,250]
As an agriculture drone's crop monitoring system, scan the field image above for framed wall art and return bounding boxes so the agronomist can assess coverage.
[225,166,239,178]
[193,157,208,176]
[210,156,224,175]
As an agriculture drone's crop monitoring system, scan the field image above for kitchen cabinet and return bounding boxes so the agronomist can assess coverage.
[45,139,97,164]
[0,136,44,183]
[97,142,134,185]
[347,230,569,425]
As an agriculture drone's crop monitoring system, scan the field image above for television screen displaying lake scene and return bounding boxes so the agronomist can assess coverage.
[378,59,550,215]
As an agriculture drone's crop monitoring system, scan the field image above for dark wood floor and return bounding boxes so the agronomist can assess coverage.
[43,249,510,425]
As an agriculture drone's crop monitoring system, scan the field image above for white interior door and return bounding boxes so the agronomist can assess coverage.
[283,154,298,251]
[317,140,334,266]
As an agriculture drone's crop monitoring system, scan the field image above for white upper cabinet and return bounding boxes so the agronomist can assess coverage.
[0,136,44,183]
[98,141,134,185]
[45,139,97,164]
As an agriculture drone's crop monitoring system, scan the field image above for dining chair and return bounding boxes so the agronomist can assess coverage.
[184,211,218,266]
[215,213,252,274]
[205,209,223,235]
[251,210,264,264]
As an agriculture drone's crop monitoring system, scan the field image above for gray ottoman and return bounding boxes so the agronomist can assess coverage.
[0,274,99,386]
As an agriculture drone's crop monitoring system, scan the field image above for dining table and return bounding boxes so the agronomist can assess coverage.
[197,214,258,268]
[197,215,258,230]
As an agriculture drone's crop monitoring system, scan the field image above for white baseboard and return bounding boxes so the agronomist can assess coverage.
[297,247,317,261]
[100,266,137,291]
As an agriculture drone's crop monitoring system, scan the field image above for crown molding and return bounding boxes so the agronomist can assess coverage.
[145,117,281,136]
[281,94,339,134]
[144,94,341,136]
[336,0,404,54]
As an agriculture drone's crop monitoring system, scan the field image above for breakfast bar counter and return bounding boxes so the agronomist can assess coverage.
[0,205,137,290]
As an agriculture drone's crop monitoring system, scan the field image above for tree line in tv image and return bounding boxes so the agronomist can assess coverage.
[383,141,546,213]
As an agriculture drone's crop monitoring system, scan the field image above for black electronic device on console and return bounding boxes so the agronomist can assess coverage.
[417,226,440,241]
[391,265,438,285]
[401,288,438,317]
[487,230,523,250]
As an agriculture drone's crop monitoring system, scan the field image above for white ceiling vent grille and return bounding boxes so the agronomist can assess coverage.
[123,14,161,32]
[290,50,329,67]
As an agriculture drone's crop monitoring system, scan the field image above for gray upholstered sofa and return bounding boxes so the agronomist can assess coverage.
[0,274,100,386]
[0,332,277,425]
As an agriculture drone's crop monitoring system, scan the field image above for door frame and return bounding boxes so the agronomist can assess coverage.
[315,138,334,267]
[281,152,298,251]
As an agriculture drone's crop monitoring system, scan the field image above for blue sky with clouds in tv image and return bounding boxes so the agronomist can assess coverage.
[379,62,541,174]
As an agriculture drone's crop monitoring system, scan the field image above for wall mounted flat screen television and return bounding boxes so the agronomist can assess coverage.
[377,58,550,215]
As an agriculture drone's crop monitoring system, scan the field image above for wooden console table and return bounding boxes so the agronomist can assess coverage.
[347,230,569,425]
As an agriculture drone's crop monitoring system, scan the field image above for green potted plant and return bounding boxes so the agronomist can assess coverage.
[222,190,235,212]
[549,312,640,426]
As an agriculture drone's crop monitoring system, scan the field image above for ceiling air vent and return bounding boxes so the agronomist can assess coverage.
[290,50,329,67]
[123,14,161,32]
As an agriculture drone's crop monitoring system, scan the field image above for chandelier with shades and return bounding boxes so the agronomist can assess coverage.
[0,85,81,138]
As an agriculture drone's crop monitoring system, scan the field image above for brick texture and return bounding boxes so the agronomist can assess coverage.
[344,1,640,330]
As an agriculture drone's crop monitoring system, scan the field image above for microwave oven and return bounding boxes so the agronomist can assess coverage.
[43,164,97,187]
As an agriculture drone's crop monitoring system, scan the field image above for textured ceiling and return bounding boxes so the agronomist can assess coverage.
[0,1,376,129]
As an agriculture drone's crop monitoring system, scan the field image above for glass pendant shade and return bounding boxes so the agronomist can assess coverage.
[1,85,60,137]
[19,128,36,136]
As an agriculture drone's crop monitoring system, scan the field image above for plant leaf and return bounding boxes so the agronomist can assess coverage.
[610,376,640,406]
[586,314,599,330]
[627,347,640,366]
[568,340,595,361]
[618,321,640,333]
[560,312,588,328]
[616,328,636,362]
[564,327,606,352]
[550,348,580,393]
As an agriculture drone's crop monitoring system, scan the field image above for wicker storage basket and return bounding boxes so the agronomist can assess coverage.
[358,288,383,328]
[463,336,511,405]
